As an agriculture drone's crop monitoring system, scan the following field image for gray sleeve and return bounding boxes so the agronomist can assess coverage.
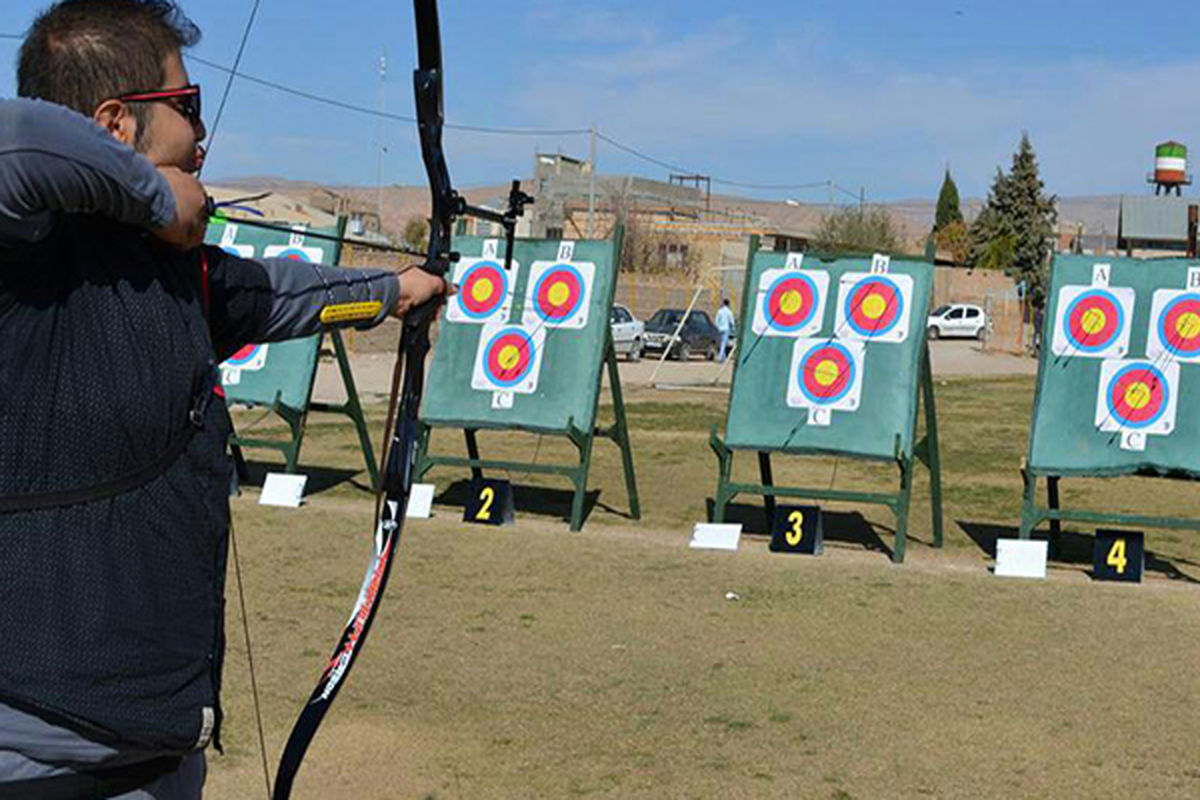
[0,98,176,246]
[253,259,401,342]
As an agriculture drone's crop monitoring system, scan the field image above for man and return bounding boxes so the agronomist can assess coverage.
[0,1,447,797]
[715,298,736,362]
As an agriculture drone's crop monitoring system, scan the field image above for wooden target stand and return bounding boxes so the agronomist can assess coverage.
[414,333,640,531]
[710,343,944,564]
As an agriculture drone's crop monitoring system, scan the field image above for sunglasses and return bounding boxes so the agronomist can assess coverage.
[116,84,202,127]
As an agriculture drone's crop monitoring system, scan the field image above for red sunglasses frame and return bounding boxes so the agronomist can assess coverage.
[115,84,203,126]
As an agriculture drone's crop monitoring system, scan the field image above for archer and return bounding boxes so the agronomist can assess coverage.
[0,1,448,796]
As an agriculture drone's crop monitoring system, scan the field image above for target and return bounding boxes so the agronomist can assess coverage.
[448,259,516,324]
[263,244,325,263]
[1147,290,1200,362]
[220,344,270,387]
[751,269,830,338]
[1051,285,1134,359]
[471,321,546,395]
[522,261,596,329]
[1094,359,1178,436]
[220,244,255,259]
[787,338,865,414]
[835,273,914,343]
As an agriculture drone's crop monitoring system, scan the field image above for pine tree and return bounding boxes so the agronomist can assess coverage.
[933,169,963,232]
[968,134,1057,303]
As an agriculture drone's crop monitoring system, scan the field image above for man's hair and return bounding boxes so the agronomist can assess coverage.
[18,0,200,147]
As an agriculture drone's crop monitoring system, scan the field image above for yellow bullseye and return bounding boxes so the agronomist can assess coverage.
[1080,307,1107,335]
[471,277,494,304]
[813,359,840,388]
[1175,311,1200,340]
[779,289,803,316]
[547,280,571,307]
[861,293,887,320]
[1123,381,1152,411]
[498,344,522,371]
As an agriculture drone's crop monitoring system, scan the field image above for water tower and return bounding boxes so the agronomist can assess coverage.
[1149,141,1191,196]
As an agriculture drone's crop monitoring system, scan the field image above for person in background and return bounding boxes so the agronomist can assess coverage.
[715,298,736,362]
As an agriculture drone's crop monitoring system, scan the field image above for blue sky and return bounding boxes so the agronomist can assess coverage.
[3,1,1199,202]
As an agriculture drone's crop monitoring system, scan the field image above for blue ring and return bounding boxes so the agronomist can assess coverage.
[484,328,535,388]
[532,263,586,323]
[844,277,904,338]
[1064,288,1124,353]
[797,341,857,406]
[1105,363,1169,430]
[456,261,509,320]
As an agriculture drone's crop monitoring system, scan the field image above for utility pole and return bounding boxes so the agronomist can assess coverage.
[376,48,387,230]
[587,125,597,239]
[859,187,865,210]
[827,179,834,215]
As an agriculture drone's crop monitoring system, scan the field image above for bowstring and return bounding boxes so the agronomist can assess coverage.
[200,1,271,796]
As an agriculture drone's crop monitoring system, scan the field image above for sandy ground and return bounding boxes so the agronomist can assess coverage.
[314,339,1036,405]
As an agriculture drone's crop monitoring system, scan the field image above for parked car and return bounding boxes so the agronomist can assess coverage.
[643,308,721,360]
[927,303,987,340]
[610,304,645,361]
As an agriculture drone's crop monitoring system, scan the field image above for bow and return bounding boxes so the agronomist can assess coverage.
[267,2,531,797]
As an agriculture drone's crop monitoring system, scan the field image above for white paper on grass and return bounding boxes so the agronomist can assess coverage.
[259,473,308,508]
[405,483,435,519]
[994,539,1048,579]
[689,523,742,552]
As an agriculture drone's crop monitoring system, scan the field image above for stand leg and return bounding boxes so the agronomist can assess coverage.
[464,429,483,482]
[1019,467,1038,539]
[758,451,776,532]
[920,343,945,548]
[570,430,597,532]
[331,330,380,490]
[605,341,641,519]
[893,457,913,564]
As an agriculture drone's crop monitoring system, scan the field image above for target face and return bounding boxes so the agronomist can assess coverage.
[1051,285,1134,359]
[263,244,325,263]
[835,272,914,343]
[448,259,515,324]
[787,338,865,414]
[471,321,546,395]
[223,344,269,371]
[522,261,595,329]
[1094,359,1178,436]
[752,269,830,338]
[1147,290,1200,362]
[220,244,255,259]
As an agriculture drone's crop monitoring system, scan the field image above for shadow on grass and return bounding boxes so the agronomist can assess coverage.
[709,500,892,558]
[233,458,370,496]
[957,520,1200,584]
[436,479,603,528]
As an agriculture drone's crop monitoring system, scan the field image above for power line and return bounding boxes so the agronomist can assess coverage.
[596,131,831,192]
[0,33,22,40]
[189,55,590,137]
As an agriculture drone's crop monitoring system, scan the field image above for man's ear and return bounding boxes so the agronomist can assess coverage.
[93,99,139,147]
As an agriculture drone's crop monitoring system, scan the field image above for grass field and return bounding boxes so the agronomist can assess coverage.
[209,375,1200,799]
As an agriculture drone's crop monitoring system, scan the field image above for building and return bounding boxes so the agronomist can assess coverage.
[1117,195,1199,257]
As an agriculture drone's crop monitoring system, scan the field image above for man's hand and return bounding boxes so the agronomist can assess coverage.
[154,167,208,250]
[392,267,455,318]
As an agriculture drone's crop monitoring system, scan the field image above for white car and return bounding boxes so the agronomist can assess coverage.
[610,304,645,361]
[927,303,987,340]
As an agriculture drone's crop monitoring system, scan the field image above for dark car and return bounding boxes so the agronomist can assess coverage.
[643,308,721,361]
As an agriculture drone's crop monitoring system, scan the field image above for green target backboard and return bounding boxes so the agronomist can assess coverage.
[711,245,943,564]
[724,251,935,460]
[206,219,341,407]
[421,235,621,434]
[1028,254,1200,476]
